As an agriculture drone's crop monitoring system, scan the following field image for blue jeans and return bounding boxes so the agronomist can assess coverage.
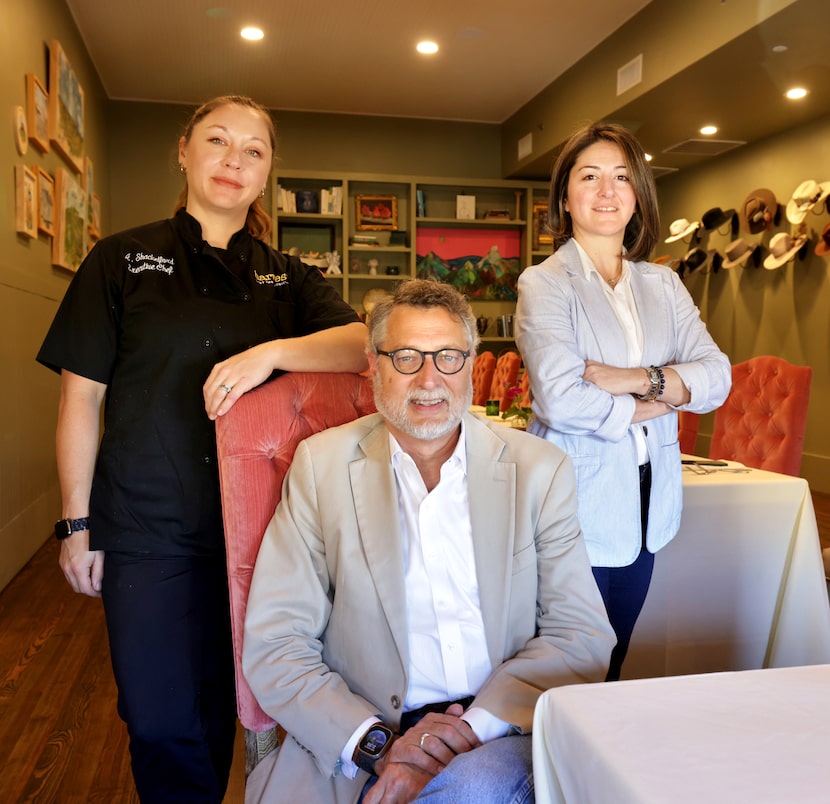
[361,734,534,803]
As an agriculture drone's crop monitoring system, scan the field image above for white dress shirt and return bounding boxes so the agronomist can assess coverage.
[340,421,510,777]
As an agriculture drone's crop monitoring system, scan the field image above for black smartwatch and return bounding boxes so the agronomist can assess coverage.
[354,723,395,775]
[54,517,90,540]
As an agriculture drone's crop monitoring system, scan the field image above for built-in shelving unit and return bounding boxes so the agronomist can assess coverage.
[272,171,551,345]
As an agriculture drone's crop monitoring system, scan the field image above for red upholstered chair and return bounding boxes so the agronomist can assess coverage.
[490,351,523,412]
[677,410,701,455]
[215,372,376,771]
[471,351,496,407]
[709,356,812,476]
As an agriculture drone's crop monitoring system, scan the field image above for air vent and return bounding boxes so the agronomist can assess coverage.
[662,139,745,156]
[650,165,679,179]
[617,54,643,96]
[517,132,533,161]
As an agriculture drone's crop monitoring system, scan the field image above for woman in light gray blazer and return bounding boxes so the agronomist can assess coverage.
[515,123,731,680]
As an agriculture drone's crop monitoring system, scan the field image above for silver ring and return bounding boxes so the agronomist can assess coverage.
[419,732,431,750]
[220,384,233,394]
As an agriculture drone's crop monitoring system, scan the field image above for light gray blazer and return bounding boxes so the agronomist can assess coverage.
[516,239,731,566]
[243,411,615,804]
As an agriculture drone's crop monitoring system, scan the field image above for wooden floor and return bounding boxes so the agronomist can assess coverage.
[0,538,246,804]
[1,492,829,802]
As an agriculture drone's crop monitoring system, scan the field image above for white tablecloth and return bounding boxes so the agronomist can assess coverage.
[623,461,830,678]
[533,664,830,804]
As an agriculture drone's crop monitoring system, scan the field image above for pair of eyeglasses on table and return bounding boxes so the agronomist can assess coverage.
[681,458,751,474]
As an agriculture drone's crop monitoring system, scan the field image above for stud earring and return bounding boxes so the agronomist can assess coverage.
[179,164,187,174]
[260,187,266,198]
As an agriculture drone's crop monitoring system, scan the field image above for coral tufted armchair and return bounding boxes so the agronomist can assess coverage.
[471,350,496,406]
[215,371,376,771]
[490,351,523,412]
[709,356,812,476]
[677,410,701,455]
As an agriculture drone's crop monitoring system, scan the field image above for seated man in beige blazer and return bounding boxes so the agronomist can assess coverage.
[243,279,615,804]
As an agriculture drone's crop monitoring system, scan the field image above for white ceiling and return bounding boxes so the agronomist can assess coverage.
[66,0,652,123]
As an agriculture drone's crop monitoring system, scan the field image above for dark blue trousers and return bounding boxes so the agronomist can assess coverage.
[102,552,237,803]
[592,462,655,682]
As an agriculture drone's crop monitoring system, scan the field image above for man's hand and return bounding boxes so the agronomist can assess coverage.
[364,703,480,804]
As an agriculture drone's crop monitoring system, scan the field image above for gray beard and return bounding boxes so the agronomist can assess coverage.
[373,377,473,441]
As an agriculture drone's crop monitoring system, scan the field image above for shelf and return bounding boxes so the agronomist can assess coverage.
[277,211,343,221]
[348,245,411,253]
[347,273,405,280]
[416,217,526,228]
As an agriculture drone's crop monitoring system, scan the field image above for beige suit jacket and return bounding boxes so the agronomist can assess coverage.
[243,412,614,803]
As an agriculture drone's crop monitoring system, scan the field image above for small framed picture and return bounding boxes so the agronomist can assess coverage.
[15,165,38,238]
[89,192,101,240]
[356,194,398,231]
[26,73,50,153]
[532,201,553,250]
[13,106,28,155]
[48,40,85,173]
[37,167,56,237]
[53,167,87,271]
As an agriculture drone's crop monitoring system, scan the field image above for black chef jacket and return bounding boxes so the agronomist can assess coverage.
[37,209,361,555]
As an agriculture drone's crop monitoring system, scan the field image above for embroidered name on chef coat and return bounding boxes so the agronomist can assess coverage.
[125,252,175,275]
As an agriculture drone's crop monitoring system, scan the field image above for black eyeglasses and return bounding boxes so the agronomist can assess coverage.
[376,348,471,375]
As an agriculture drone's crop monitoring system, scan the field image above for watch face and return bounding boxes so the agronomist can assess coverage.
[362,727,391,757]
[55,520,72,539]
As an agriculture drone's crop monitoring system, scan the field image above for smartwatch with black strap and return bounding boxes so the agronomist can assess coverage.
[354,723,395,775]
[54,517,90,540]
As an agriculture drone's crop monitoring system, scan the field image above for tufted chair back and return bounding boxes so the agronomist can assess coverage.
[677,410,701,455]
[216,372,376,762]
[490,351,523,412]
[471,351,497,406]
[709,356,812,476]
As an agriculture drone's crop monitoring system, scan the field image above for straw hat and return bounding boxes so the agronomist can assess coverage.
[785,180,830,224]
[763,232,807,270]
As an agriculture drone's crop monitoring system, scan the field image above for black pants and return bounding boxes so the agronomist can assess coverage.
[102,551,237,803]
[592,463,655,682]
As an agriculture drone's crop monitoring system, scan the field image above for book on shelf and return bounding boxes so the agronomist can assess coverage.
[416,189,425,218]
[277,185,342,215]
[484,209,511,220]
[350,234,380,246]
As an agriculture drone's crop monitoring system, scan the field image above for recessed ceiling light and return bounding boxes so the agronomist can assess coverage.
[241,27,264,41]
[699,125,718,136]
[772,44,788,53]
[786,87,808,100]
[416,41,439,55]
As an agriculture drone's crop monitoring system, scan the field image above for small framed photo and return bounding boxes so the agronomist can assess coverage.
[36,167,55,236]
[89,192,101,240]
[356,194,398,231]
[26,73,50,153]
[13,106,28,155]
[52,167,87,271]
[15,165,38,238]
[48,40,85,173]
[532,201,553,250]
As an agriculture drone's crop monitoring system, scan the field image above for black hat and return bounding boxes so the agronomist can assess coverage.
[682,247,707,272]
[701,207,738,234]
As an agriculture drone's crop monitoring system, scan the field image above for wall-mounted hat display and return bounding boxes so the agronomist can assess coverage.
[815,222,830,257]
[682,247,707,272]
[653,254,681,269]
[785,180,830,224]
[740,188,778,234]
[701,207,738,235]
[722,238,760,269]
[763,231,808,270]
[665,218,700,243]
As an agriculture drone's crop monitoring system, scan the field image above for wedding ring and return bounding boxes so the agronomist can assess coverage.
[419,732,431,750]
[220,384,233,394]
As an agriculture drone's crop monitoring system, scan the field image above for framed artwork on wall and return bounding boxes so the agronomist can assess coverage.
[26,73,50,153]
[52,167,87,271]
[89,192,101,240]
[15,165,37,238]
[37,167,55,237]
[356,195,398,231]
[532,201,553,250]
[48,40,84,173]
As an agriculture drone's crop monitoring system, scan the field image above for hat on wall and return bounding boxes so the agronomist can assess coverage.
[682,247,707,273]
[763,232,807,270]
[785,180,830,224]
[721,238,759,269]
[740,188,778,234]
[815,222,830,257]
[665,218,700,243]
[708,249,724,274]
[701,207,738,234]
